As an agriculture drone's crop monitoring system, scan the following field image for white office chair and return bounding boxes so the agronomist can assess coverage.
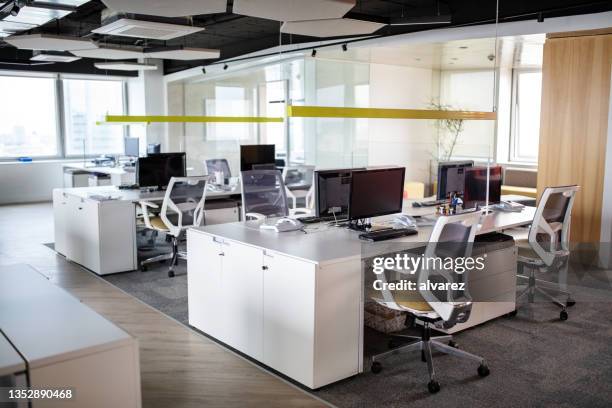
[282,165,316,211]
[204,158,231,179]
[515,185,580,320]
[139,176,208,277]
[240,170,309,220]
[369,211,490,394]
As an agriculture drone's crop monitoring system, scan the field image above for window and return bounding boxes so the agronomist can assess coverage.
[510,70,542,163]
[259,80,287,155]
[204,86,251,141]
[63,79,126,156]
[0,75,59,158]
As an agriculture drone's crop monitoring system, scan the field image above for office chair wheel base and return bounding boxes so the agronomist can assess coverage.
[371,362,382,374]
[168,270,175,278]
[566,299,576,307]
[427,380,440,394]
[477,364,490,377]
[560,310,568,321]
[448,340,459,349]
[421,350,427,362]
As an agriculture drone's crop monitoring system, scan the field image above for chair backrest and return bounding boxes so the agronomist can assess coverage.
[374,211,481,326]
[160,176,208,236]
[240,170,289,219]
[282,165,315,188]
[529,185,580,265]
[205,158,231,178]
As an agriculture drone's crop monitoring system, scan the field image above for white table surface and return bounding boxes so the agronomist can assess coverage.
[0,332,25,377]
[0,264,133,369]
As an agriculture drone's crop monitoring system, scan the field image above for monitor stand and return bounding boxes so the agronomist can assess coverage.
[348,219,371,231]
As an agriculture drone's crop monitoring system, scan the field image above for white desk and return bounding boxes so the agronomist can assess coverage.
[53,185,242,275]
[0,264,141,407]
[63,163,136,187]
[187,207,535,389]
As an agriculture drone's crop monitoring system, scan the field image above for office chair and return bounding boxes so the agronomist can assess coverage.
[204,158,231,179]
[369,211,490,393]
[515,185,580,320]
[282,165,316,211]
[139,176,208,277]
[240,170,309,220]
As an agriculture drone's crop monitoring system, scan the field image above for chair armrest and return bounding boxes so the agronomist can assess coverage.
[138,200,159,229]
[245,212,266,221]
[290,208,312,217]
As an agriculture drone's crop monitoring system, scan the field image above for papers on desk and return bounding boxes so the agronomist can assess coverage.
[87,193,119,201]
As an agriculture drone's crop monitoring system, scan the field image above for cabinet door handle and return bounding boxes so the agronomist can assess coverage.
[262,265,268,270]
[78,207,83,210]
[218,252,225,256]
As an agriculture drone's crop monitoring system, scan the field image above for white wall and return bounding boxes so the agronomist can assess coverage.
[367,63,438,185]
[0,161,64,204]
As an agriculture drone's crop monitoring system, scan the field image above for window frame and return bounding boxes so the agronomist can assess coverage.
[509,68,542,164]
[0,72,129,162]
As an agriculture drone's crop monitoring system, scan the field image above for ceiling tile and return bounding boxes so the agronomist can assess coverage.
[101,0,227,18]
[0,21,36,34]
[71,46,145,59]
[5,6,71,27]
[145,47,220,60]
[92,18,204,40]
[233,0,354,21]
[281,18,385,37]
[4,34,99,51]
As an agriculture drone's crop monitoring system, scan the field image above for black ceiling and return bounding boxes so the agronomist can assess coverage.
[0,0,610,75]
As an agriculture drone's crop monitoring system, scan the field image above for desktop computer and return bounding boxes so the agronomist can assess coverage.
[136,152,186,190]
[315,168,363,219]
[462,165,503,209]
[437,160,474,200]
[240,144,275,171]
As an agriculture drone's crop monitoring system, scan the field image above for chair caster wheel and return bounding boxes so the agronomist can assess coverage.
[566,299,576,307]
[478,364,490,377]
[168,270,175,278]
[448,340,459,349]
[560,310,568,321]
[141,265,148,272]
[421,350,426,362]
[371,362,382,374]
[427,380,441,393]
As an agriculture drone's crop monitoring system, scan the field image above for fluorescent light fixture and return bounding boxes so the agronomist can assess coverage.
[71,45,144,59]
[145,46,220,60]
[92,18,204,40]
[233,0,355,22]
[4,33,98,51]
[94,61,157,71]
[31,53,81,62]
[389,15,451,26]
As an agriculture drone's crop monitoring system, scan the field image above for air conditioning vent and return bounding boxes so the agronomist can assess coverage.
[92,18,204,40]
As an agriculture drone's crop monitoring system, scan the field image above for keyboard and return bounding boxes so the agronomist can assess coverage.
[413,199,447,208]
[298,215,347,224]
[359,228,418,242]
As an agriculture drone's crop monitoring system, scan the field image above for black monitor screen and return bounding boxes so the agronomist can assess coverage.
[137,153,186,189]
[463,165,503,209]
[240,144,275,171]
[437,161,474,200]
[124,137,139,157]
[315,168,363,218]
[349,167,406,220]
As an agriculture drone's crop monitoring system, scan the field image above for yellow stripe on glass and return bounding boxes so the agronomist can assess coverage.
[99,115,284,124]
[287,106,496,120]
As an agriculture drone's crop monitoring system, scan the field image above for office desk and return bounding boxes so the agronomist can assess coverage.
[0,264,141,407]
[53,185,242,275]
[187,207,535,389]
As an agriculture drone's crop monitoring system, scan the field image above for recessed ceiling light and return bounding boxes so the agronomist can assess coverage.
[94,61,157,71]
[92,18,204,40]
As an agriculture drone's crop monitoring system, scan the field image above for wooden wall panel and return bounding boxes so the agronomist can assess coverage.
[537,33,612,242]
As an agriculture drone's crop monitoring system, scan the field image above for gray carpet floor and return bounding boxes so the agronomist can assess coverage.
[98,237,612,408]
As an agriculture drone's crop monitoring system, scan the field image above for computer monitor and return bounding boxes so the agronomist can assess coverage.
[437,160,474,200]
[136,152,186,189]
[147,143,161,154]
[124,137,139,158]
[240,144,275,171]
[348,167,406,221]
[462,165,503,209]
[315,168,364,218]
